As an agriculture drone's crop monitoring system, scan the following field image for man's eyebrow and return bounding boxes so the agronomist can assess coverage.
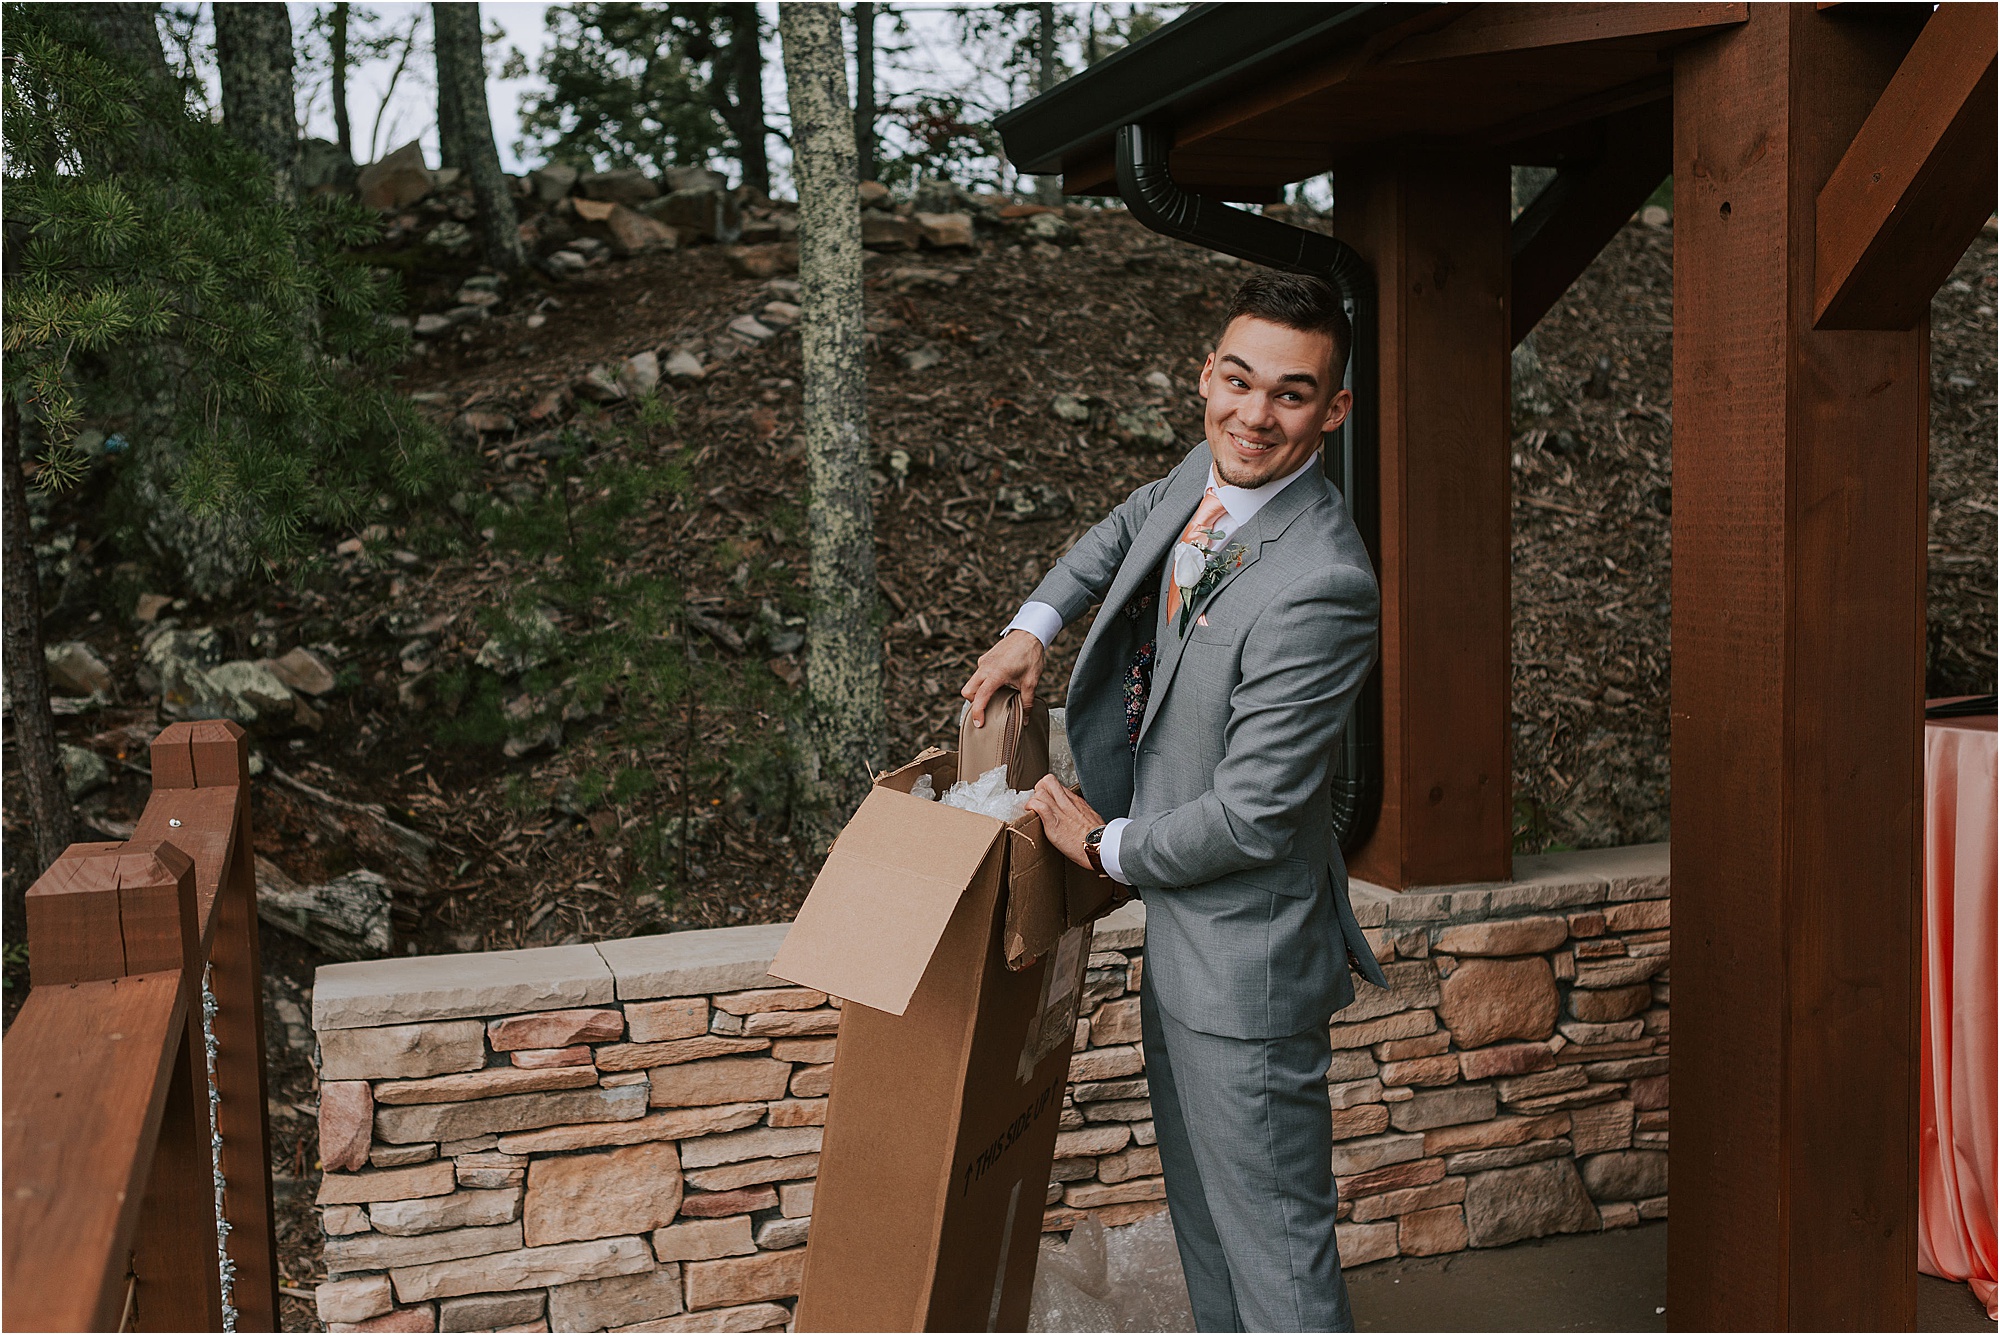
[1220,353,1318,389]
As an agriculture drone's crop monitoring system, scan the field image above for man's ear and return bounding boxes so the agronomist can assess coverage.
[1320,388,1353,435]
[1198,352,1215,400]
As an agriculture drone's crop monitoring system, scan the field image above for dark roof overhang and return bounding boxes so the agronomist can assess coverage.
[996,2,1751,199]
[995,4,1417,190]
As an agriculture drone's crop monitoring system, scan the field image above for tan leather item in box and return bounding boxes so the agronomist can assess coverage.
[956,685,1050,792]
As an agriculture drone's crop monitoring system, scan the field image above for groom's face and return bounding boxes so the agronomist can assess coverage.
[1198,316,1352,489]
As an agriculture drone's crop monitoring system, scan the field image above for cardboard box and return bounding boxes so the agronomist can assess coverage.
[770,727,1116,1331]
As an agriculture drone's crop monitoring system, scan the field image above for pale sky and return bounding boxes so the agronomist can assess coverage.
[191,2,1084,188]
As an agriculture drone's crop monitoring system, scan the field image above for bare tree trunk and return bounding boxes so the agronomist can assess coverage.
[852,2,876,184]
[331,2,353,161]
[724,8,772,196]
[214,2,299,198]
[435,19,465,171]
[86,2,173,86]
[1034,3,1061,204]
[432,3,525,273]
[434,4,468,169]
[2,400,79,883]
[779,3,885,834]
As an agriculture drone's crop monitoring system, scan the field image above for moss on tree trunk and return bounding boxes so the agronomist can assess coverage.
[779,3,886,835]
[433,3,525,274]
[214,2,299,198]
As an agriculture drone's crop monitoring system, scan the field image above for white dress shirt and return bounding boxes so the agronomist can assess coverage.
[1003,451,1322,883]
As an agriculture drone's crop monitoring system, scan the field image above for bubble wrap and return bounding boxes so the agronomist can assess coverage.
[907,763,1032,822]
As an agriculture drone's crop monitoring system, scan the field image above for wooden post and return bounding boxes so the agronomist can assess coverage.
[120,843,226,1333]
[152,720,281,1333]
[1670,8,1928,1328]
[1332,155,1515,889]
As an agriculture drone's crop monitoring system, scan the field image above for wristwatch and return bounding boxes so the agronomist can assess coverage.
[1084,825,1106,875]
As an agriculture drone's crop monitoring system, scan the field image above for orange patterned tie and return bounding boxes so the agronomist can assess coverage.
[1164,487,1230,627]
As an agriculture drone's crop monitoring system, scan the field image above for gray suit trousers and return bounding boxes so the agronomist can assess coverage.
[1142,983,1354,1333]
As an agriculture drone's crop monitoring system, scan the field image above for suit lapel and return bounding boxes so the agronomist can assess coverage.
[1074,448,1210,679]
[1137,467,1330,745]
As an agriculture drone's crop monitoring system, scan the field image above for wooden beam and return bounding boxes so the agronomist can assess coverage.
[1381,2,1747,65]
[155,719,283,1334]
[1,975,186,1332]
[1511,101,1672,345]
[1334,156,1515,889]
[1470,73,1670,152]
[1814,3,1998,329]
[1670,7,1926,1328]
[123,845,224,1333]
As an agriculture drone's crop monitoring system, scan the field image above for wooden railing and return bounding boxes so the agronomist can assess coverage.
[3,721,278,1332]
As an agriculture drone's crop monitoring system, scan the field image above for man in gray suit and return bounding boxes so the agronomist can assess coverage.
[962,273,1386,1332]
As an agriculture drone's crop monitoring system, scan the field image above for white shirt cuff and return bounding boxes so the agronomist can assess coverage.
[1098,817,1132,885]
[1003,601,1064,647]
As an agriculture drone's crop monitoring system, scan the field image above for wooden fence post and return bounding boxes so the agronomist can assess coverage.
[152,720,280,1333]
[119,842,226,1332]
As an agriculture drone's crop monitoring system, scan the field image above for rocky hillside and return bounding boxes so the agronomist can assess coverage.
[13,178,1995,959]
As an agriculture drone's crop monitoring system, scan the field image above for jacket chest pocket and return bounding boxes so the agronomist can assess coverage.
[1179,621,1243,697]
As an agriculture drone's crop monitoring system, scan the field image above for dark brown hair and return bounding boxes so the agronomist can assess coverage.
[1221,272,1352,386]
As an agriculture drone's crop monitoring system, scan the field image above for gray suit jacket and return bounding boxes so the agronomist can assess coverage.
[1028,443,1387,1040]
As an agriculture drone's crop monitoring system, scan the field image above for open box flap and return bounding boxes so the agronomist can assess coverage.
[1002,822,1067,969]
[770,782,1004,1015]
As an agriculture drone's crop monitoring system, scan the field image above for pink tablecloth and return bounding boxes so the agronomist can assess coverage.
[1918,710,1997,1317]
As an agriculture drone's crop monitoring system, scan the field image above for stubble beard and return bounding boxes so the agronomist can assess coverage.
[1208,425,1296,489]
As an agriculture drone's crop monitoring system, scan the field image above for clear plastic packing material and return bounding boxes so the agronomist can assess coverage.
[909,762,1035,823]
[1029,1211,1195,1333]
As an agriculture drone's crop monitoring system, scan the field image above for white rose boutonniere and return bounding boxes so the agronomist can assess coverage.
[1172,539,1249,637]
[1172,542,1208,591]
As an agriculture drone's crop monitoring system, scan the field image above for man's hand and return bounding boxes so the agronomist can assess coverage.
[1025,776,1105,871]
[960,629,1045,728]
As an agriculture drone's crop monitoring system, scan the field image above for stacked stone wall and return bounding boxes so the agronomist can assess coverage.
[310,845,1669,1332]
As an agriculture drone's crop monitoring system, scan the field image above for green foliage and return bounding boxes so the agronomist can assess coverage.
[877,92,1005,192]
[2,939,29,991]
[450,412,810,882]
[1,3,452,580]
[507,3,759,175]
[858,3,1178,192]
[1512,794,1575,855]
[455,427,692,756]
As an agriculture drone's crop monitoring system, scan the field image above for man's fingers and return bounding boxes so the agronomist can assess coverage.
[967,674,997,728]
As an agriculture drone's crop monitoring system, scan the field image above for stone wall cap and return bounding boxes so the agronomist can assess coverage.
[1353,843,1669,920]
[315,945,615,1031]
[1090,899,1146,950]
[1514,843,1667,888]
[596,924,793,1001]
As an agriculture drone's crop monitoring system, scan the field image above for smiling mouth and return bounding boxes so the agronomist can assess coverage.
[1229,431,1282,452]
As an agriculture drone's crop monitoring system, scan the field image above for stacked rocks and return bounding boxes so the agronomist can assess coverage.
[313,846,1671,1329]
[311,929,823,1333]
[1038,843,1670,1256]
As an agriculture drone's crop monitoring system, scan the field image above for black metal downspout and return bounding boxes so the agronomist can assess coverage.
[1113,123,1382,856]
